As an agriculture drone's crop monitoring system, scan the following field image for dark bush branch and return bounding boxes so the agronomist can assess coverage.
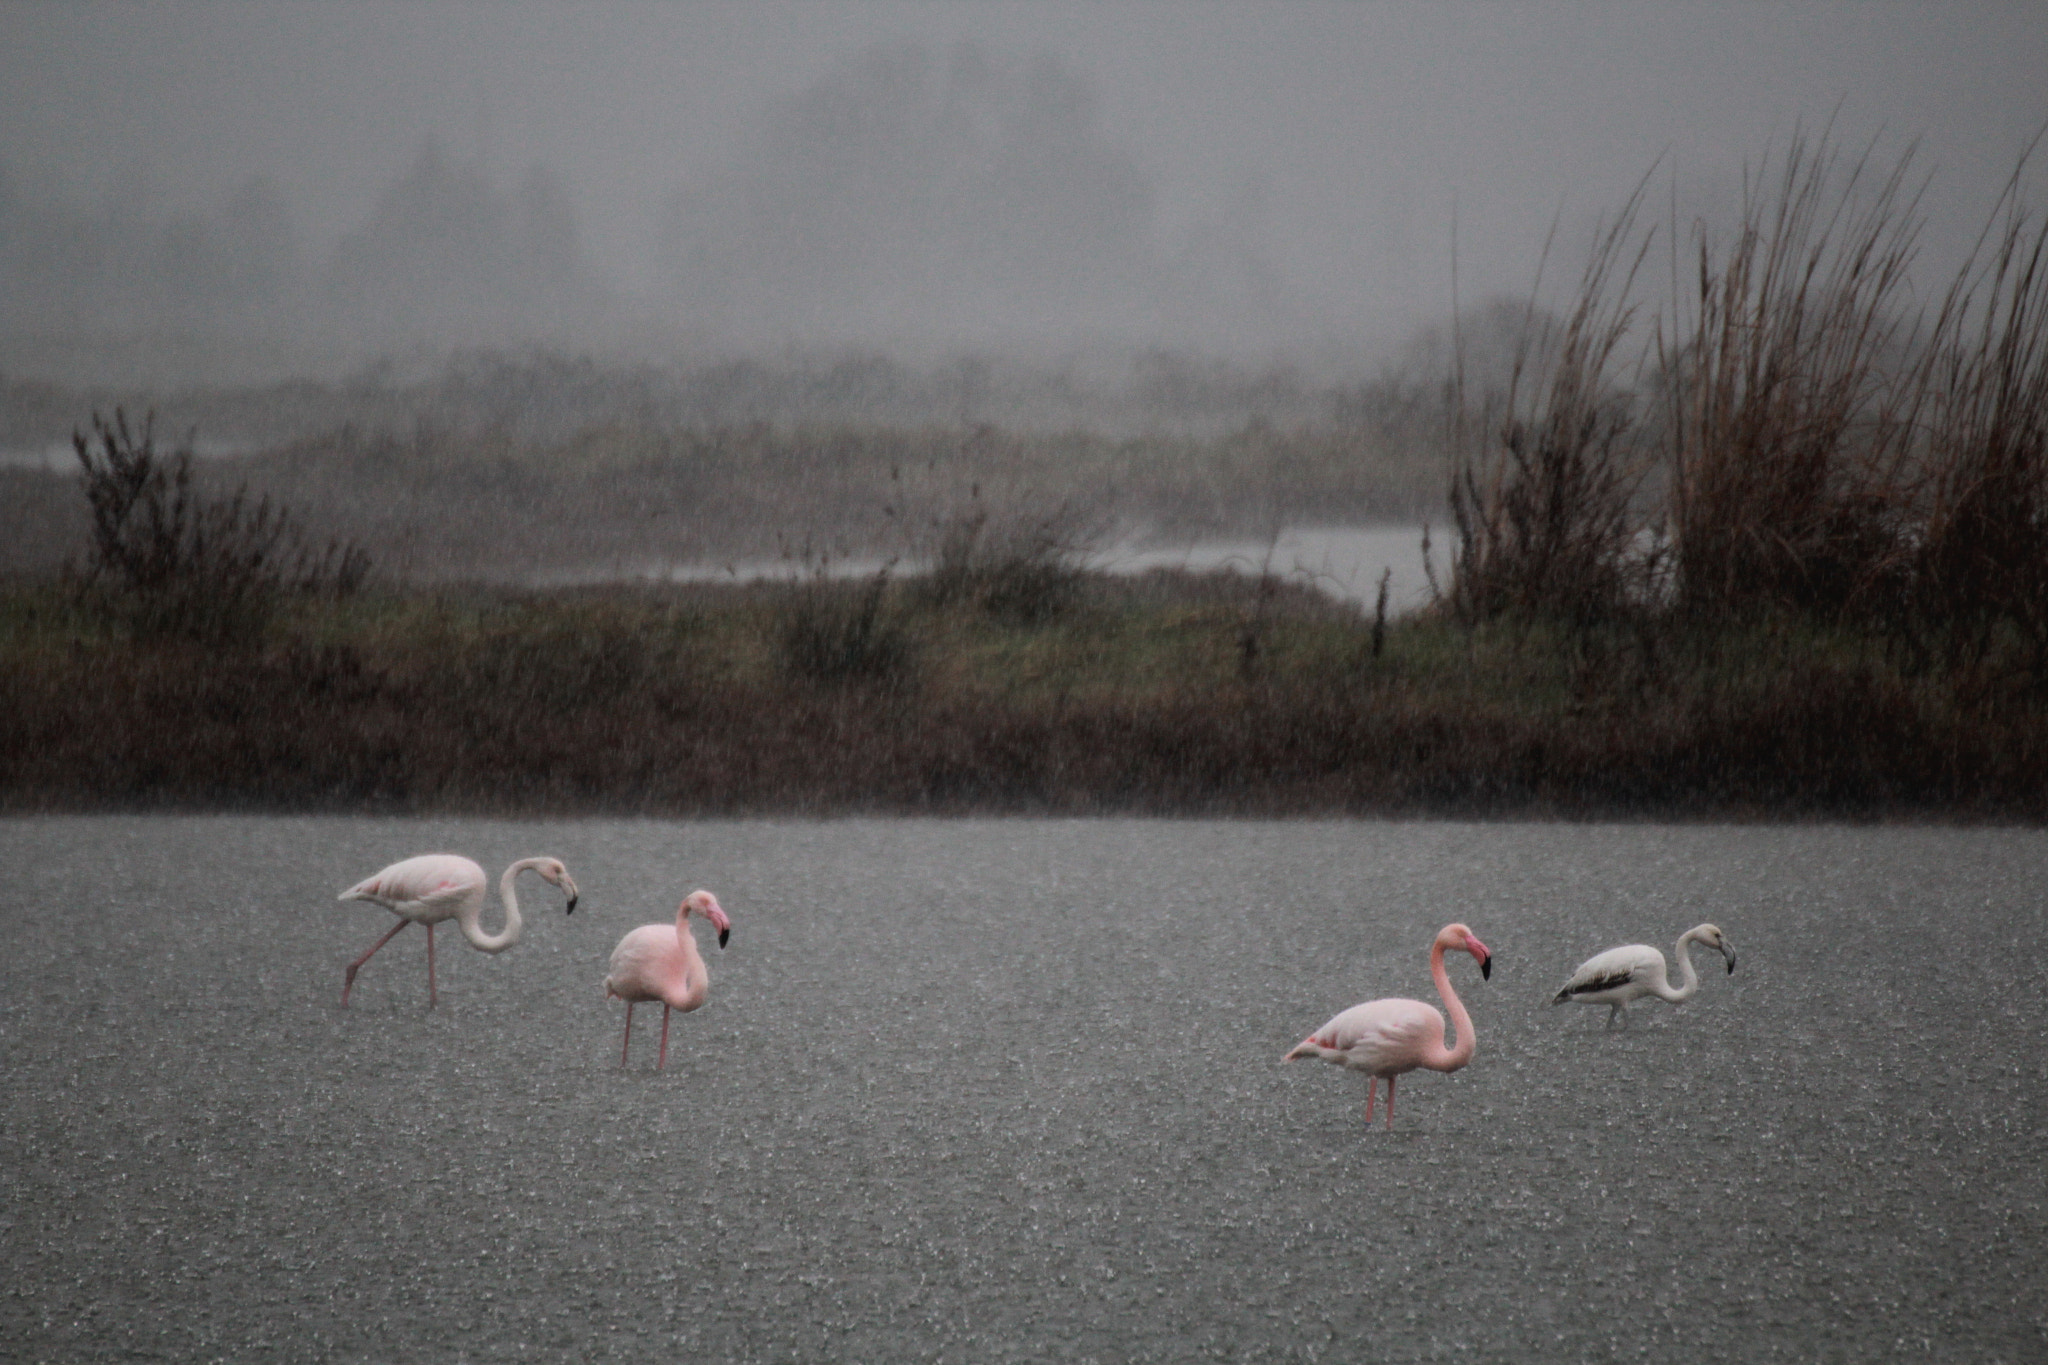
[72,407,371,643]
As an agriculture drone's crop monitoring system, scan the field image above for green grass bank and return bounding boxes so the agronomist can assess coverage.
[5,570,2045,819]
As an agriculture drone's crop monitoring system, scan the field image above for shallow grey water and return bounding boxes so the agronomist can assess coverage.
[533,525,1445,612]
[3,817,2044,1362]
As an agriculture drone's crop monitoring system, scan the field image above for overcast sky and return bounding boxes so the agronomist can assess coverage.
[3,2,2044,360]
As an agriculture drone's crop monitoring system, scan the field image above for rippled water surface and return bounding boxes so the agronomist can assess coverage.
[3,817,2044,1361]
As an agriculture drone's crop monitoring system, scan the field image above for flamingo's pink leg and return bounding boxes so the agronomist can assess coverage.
[343,919,410,1006]
[621,1003,634,1067]
[657,1005,672,1072]
[1385,1074,1397,1129]
[1364,1077,1377,1125]
[426,923,437,1009]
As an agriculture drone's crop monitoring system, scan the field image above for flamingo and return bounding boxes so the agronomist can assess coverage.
[1551,922,1735,1028]
[1284,922,1492,1129]
[605,890,731,1070]
[338,854,578,1007]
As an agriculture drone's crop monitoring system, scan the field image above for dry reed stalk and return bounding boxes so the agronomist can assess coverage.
[1907,149,2048,664]
[1449,178,1656,625]
[1662,134,1928,620]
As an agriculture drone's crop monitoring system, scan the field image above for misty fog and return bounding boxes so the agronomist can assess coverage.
[3,2,2046,590]
[3,3,2043,386]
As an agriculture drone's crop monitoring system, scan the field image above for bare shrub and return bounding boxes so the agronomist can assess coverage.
[913,488,1094,625]
[1662,135,1927,620]
[1449,184,1656,625]
[73,408,370,644]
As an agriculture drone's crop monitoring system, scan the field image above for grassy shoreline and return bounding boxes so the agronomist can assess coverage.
[13,138,2047,820]
[6,570,2045,820]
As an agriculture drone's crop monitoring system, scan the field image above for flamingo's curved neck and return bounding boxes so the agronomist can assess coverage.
[1655,932,1703,1003]
[668,906,710,1006]
[457,861,529,953]
[1426,940,1477,1073]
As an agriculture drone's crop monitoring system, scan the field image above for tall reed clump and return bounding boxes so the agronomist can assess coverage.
[913,489,1093,625]
[1907,182,2048,666]
[1662,136,1928,622]
[72,408,370,645]
[1446,133,2048,646]
[1449,182,1656,626]
[775,552,916,686]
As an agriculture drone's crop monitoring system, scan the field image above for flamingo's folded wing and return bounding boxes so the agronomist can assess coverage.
[1557,966,1635,997]
[1364,1008,1437,1050]
[1553,944,1660,1000]
[341,854,481,912]
[1320,999,1440,1067]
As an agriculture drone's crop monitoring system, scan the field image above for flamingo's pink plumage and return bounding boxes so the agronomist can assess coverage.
[1284,922,1492,1128]
[605,890,731,1070]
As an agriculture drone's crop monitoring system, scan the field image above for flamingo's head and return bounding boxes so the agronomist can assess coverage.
[1694,923,1735,974]
[684,890,731,949]
[1438,922,1492,979]
[538,859,579,914]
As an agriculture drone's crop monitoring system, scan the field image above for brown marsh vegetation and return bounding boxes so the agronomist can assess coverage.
[1453,134,2048,650]
[6,134,2048,817]
[7,557,2046,816]
[0,348,1454,582]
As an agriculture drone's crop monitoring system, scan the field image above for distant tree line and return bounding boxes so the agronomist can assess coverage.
[0,141,603,351]
[0,41,1300,366]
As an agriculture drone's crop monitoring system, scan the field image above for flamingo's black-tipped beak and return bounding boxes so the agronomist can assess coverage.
[718,926,730,949]
[566,894,579,915]
[1481,954,1492,980]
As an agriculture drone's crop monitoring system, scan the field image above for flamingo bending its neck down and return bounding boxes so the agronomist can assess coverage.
[1552,923,1735,1028]
[338,854,579,1007]
[1284,922,1492,1129]
[605,890,731,1070]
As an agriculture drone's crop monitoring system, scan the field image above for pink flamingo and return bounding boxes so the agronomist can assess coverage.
[338,854,579,1007]
[605,890,731,1070]
[1284,922,1493,1129]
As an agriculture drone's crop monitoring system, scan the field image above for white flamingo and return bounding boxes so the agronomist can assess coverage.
[1552,923,1736,1028]
[1284,923,1493,1129]
[338,854,579,1007]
